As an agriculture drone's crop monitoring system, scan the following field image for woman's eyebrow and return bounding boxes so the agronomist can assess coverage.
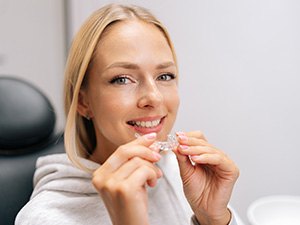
[156,61,175,69]
[105,62,139,71]
[104,61,175,71]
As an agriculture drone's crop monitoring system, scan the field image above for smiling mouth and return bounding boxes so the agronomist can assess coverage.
[127,117,164,128]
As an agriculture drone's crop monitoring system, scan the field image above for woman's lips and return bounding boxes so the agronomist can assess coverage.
[127,116,165,134]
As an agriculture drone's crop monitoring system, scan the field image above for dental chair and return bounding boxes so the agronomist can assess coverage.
[0,76,64,225]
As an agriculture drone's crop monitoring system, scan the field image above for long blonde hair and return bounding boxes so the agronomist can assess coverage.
[64,3,177,171]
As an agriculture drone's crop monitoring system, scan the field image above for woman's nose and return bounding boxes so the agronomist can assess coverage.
[137,79,163,109]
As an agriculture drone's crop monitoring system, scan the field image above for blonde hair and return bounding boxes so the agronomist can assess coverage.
[64,3,177,171]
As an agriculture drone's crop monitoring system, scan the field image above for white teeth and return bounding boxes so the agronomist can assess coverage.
[131,119,161,128]
[152,120,160,126]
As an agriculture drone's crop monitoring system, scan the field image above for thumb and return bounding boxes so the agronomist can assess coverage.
[131,132,157,147]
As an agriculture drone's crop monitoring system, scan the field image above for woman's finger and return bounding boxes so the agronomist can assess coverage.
[177,145,217,156]
[176,132,213,148]
[190,153,238,176]
[177,130,207,141]
[190,153,226,165]
[94,133,160,177]
[126,164,160,188]
[111,156,162,181]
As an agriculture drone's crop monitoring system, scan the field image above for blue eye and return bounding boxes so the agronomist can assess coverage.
[157,73,176,81]
[109,76,131,85]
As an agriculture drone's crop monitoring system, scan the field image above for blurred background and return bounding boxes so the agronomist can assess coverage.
[1,0,299,223]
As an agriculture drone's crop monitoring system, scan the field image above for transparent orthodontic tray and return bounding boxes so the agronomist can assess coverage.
[135,133,178,152]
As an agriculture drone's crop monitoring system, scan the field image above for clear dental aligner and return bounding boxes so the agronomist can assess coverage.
[135,133,178,152]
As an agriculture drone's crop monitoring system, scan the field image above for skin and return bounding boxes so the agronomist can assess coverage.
[175,131,239,225]
[77,20,239,225]
[78,20,179,165]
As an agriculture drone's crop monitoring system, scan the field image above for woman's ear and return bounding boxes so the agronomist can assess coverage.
[77,89,93,119]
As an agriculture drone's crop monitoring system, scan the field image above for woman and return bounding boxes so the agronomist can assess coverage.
[16,4,242,225]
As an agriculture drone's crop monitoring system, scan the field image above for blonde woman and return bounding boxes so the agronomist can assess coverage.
[16,4,243,225]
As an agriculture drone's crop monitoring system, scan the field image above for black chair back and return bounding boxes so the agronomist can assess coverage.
[0,77,64,225]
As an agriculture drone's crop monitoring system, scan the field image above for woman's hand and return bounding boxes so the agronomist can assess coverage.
[92,133,162,225]
[173,131,239,225]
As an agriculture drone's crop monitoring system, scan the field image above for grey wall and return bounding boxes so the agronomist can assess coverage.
[67,0,300,223]
[0,0,66,130]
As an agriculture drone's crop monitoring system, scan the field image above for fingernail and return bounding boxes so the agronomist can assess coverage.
[180,145,189,150]
[178,135,188,142]
[176,131,185,136]
[191,155,204,161]
[152,151,162,160]
[144,132,157,140]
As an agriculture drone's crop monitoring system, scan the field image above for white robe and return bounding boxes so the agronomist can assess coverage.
[15,153,244,225]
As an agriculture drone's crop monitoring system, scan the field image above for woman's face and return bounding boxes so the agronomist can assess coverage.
[80,20,179,158]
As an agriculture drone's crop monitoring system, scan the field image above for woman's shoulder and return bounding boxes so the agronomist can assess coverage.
[15,188,109,225]
[15,191,70,225]
[31,153,98,198]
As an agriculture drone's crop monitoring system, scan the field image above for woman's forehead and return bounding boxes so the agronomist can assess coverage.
[98,20,167,48]
[92,20,175,70]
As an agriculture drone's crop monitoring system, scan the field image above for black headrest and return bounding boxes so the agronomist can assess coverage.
[0,77,56,154]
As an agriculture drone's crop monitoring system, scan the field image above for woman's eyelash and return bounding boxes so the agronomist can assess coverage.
[109,73,176,84]
[109,75,131,84]
[157,73,176,81]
